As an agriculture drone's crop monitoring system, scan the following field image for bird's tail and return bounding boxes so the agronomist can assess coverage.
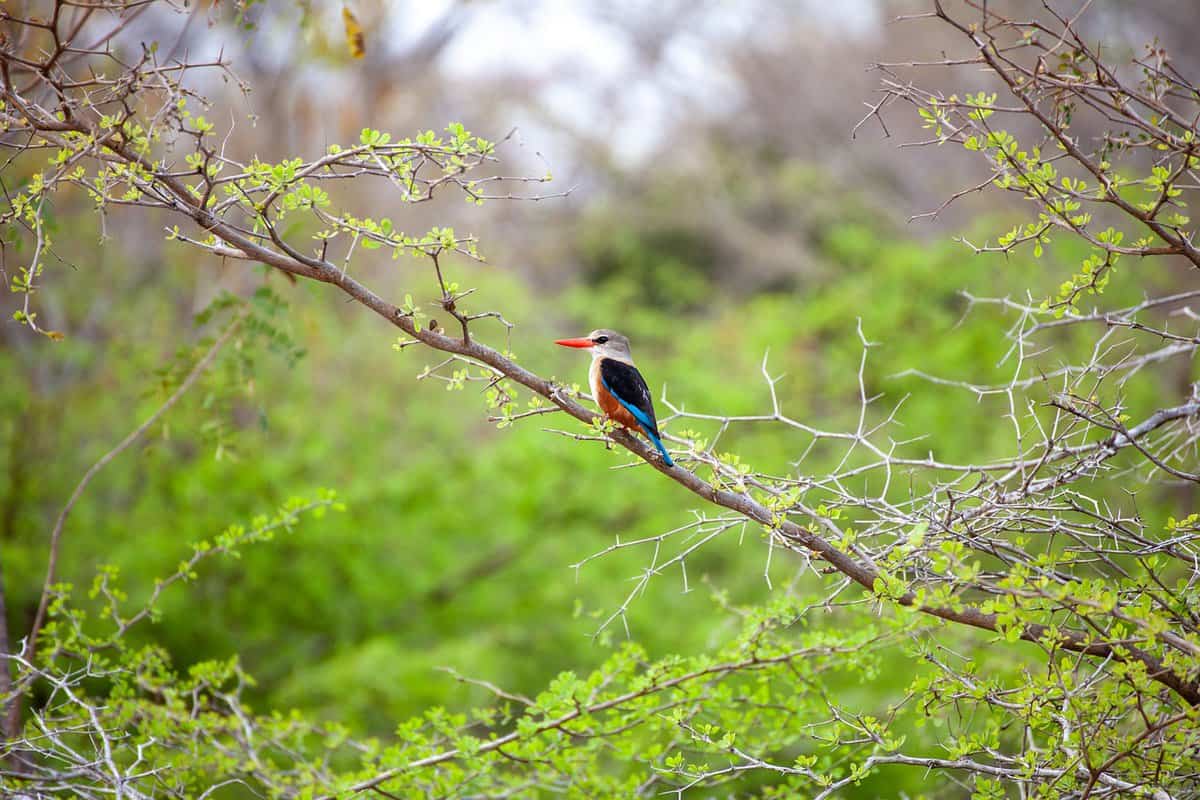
[639,425,675,467]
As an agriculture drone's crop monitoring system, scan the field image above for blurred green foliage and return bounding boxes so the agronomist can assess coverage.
[3,170,1182,780]
[4,0,1199,793]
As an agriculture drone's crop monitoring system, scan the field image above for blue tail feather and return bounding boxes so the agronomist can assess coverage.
[639,424,675,467]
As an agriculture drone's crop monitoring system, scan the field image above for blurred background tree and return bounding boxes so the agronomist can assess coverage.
[2,1,1198,797]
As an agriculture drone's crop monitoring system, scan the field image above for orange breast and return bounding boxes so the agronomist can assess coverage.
[591,361,642,432]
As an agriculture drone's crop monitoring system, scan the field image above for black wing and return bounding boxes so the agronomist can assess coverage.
[599,358,660,436]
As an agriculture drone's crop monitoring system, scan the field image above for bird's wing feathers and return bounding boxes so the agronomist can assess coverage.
[599,358,659,435]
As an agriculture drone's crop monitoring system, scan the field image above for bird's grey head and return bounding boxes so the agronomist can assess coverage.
[585,329,633,361]
[554,329,634,361]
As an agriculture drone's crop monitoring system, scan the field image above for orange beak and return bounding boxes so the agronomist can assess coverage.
[554,337,594,349]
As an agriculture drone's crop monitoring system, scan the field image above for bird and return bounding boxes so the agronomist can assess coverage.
[554,329,674,467]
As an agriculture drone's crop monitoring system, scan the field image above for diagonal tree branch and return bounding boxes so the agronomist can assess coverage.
[7,99,1190,705]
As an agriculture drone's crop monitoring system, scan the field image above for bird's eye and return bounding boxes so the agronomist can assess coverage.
[594,335,609,344]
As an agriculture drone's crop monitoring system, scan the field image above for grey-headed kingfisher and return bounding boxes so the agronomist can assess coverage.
[555,329,674,467]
